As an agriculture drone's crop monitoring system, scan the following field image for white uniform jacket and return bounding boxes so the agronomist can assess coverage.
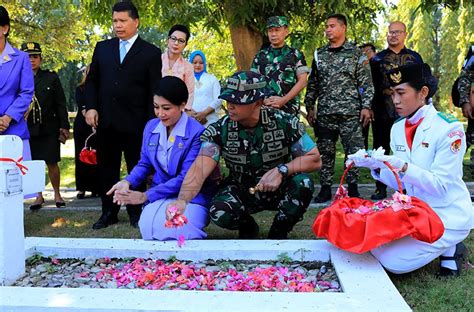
[373,104,473,230]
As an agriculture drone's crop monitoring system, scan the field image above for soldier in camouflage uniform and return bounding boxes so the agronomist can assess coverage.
[167,71,321,239]
[251,16,309,116]
[457,46,474,146]
[456,45,474,200]
[304,14,374,203]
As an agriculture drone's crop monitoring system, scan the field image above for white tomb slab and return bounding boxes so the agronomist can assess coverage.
[0,238,411,311]
[0,135,45,286]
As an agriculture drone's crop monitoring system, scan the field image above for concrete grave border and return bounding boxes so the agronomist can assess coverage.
[0,238,411,311]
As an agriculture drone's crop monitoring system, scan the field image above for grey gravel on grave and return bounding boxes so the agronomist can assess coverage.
[13,257,342,292]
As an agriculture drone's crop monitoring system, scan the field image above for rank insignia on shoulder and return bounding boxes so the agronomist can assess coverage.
[438,112,458,123]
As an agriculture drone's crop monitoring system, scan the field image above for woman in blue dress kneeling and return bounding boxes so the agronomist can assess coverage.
[107,76,217,240]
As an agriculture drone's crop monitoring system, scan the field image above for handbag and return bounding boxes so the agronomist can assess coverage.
[312,162,445,254]
[79,130,97,165]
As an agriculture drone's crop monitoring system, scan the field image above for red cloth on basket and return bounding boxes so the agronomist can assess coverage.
[312,162,445,254]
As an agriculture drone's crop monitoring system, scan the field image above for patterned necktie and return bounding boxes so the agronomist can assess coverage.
[119,40,127,63]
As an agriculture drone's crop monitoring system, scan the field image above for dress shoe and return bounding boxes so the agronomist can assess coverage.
[29,200,44,211]
[238,215,259,239]
[76,191,85,199]
[55,201,66,208]
[313,185,332,203]
[348,183,360,198]
[438,242,469,278]
[370,189,387,200]
[92,214,119,230]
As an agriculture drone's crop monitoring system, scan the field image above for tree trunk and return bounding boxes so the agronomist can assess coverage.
[228,24,263,71]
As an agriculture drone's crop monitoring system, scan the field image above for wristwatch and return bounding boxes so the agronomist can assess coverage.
[277,164,289,178]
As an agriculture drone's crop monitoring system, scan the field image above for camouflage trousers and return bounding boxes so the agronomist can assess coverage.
[209,173,314,230]
[314,115,365,186]
[467,119,474,177]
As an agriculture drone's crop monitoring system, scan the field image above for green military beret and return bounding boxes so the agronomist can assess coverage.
[219,71,272,105]
[267,16,288,28]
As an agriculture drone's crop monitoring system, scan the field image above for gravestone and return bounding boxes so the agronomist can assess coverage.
[0,135,45,285]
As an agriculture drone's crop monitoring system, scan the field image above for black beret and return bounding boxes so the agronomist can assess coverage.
[387,63,438,98]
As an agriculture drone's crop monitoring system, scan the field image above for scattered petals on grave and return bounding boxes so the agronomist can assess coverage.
[15,257,341,292]
[95,258,339,292]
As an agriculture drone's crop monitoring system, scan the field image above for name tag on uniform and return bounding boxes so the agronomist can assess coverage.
[395,145,406,152]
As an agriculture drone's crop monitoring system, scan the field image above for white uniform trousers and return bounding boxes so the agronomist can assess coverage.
[371,229,470,274]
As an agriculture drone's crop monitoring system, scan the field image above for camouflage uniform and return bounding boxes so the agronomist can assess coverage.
[201,71,317,238]
[251,45,309,116]
[458,62,474,146]
[304,41,374,187]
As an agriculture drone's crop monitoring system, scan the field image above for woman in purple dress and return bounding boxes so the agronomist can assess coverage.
[107,76,217,240]
[0,5,34,158]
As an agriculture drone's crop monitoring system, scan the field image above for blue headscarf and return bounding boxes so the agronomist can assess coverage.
[189,50,207,81]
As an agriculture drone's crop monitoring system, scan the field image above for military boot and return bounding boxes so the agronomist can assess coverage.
[268,214,298,239]
[238,214,259,239]
[370,181,387,200]
[348,183,361,198]
[313,185,332,203]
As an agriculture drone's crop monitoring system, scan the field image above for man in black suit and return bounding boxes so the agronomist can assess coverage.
[85,1,162,229]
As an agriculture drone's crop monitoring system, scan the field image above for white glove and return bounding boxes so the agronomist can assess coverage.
[346,149,383,169]
[372,154,406,171]
[370,146,386,159]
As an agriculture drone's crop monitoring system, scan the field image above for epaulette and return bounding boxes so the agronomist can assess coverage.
[437,112,458,123]
[394,116,406,124]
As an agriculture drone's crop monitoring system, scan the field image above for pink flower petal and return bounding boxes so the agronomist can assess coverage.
[177,235,185,248]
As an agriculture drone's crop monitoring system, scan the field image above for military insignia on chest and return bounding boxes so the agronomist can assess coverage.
[267,141,283,151]
[263,132,274,142]
[228,132,239,140]
[273,129,285,140]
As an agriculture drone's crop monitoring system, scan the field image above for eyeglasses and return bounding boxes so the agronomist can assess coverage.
[387,30,405,36]
[169,36,186,45]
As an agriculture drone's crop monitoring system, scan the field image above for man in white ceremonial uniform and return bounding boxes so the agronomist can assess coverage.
[348,63,472,277]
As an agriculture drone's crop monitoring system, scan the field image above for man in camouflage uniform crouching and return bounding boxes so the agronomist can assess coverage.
[167,71,321,239]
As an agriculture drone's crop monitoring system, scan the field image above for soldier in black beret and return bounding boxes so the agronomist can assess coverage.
[21,42,70,210]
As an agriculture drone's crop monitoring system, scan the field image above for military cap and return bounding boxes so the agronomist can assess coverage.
[21,42,42,55]
[387,63,438,97]
[267,16,288,28]
[219,71,271,104]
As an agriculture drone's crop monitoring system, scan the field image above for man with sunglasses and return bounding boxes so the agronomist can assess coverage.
[85,1,162,229]
[369,21,423,200]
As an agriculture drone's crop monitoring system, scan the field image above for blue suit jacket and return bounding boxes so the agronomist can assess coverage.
[125,116,217,206]
[0,45,34,139]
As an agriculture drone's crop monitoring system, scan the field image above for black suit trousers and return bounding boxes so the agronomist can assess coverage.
[97,127,145,220]
[372,117,395,191]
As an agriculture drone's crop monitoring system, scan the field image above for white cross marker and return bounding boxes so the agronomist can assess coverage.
[0,135,45,285]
